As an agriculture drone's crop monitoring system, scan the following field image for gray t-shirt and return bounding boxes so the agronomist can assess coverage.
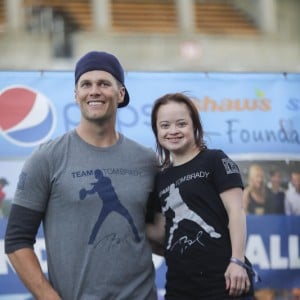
[14,130,158,300]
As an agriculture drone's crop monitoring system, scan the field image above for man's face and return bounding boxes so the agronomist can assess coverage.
[291,172,300,193]
[75,70,125,124]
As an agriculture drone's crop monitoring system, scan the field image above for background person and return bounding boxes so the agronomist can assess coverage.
[266,168,285,214]
[242,164,281,300]
[243,164,271,215]
[285,168,300,215]
[284,168,300,300]
[0,178,9,217]
[5,51,158,300]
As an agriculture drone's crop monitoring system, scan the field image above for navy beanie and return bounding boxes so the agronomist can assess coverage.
[75,51,129,108]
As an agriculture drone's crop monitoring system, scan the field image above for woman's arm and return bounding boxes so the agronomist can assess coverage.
[242,186,250,213]
[220,187,251,297]
[146,212,165,256]
[221,187,246,260]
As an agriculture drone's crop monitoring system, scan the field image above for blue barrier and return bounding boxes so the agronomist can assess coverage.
[1,215,299,298]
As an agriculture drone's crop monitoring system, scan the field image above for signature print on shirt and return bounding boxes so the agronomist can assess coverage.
[163,184,221,251]
[171,230,205,254]
[79,169,140,244]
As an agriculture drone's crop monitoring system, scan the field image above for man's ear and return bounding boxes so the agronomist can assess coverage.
[117,86,125,106]
[74,88,79,104]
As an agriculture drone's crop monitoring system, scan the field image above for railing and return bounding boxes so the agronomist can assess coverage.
[111,0,177,33]
[0,0,5,32]
[194,1,259,35]
[23,0,92,31]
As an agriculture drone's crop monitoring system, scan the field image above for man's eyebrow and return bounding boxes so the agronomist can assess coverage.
[80,78,111,84]
[96,79,112,83]
[80,79,91,83]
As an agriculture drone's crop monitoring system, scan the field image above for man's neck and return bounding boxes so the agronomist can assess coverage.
[76,123,119,147]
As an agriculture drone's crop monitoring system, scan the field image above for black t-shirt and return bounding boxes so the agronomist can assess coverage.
[154,149,252,299]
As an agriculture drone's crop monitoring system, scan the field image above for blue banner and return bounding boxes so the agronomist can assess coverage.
[246,216,300,288]
[1,71,300,158]
[1,71,300,298]
[1,216,299,298]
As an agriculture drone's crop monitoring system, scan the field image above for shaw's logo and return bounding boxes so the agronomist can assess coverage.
[0,86,56,147]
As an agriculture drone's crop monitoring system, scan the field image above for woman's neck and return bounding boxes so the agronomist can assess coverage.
[172,147,201,167]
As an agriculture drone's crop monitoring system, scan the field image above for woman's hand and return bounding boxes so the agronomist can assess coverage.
[225,261,251,296]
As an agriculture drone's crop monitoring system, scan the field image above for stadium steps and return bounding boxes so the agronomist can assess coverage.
[0,0,5,32]
[23,0,92,31]
[195,1,259,35]
[18,1,259,36]
[111,0,178,33]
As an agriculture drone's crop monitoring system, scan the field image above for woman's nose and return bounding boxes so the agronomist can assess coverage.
[169,124,179,133]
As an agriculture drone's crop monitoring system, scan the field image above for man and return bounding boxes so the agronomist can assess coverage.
[5,51,158,300]
[284,168,300,299]
[0,178,9,217]
[266,168,285,214]
[285,168,300,215]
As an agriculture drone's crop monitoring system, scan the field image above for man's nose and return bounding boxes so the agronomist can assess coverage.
[90,84,101,94]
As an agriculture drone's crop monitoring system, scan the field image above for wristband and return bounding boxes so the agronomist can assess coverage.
[230,257,261,283]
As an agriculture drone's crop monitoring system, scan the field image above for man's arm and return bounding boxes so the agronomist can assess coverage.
[8,248,61,300]
[5,204,61,299]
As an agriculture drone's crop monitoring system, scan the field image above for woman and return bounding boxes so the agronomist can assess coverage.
[149,93,255,299]
[243,164,270,215]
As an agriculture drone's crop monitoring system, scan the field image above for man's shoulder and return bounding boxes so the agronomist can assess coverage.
[38,131,74,152]
[285,188,300,200]
[29,131,74,162]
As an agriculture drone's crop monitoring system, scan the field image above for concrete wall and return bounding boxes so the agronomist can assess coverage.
[72,32,300,72]
[0,0,299,72]
[277,0,300,38]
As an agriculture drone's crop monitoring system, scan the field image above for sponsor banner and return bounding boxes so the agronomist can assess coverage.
[1,216,299,298]
[246,215,300,288]
[1,71,300,297]
[0,71,300,158]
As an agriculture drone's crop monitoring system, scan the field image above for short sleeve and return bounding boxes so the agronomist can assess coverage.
[13,147,51,212]
[212,150,244,194]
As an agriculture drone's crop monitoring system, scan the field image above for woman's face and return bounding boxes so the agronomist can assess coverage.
[251,168,265,189]
[155,101,196,156]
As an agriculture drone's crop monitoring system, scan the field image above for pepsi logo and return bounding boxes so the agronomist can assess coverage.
[0,86,56,147]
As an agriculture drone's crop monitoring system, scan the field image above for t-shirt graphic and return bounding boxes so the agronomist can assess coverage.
[164,184,221,250]
[79,169,140,244]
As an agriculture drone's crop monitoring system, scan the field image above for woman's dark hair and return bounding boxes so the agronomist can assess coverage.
[151,92,207,168]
